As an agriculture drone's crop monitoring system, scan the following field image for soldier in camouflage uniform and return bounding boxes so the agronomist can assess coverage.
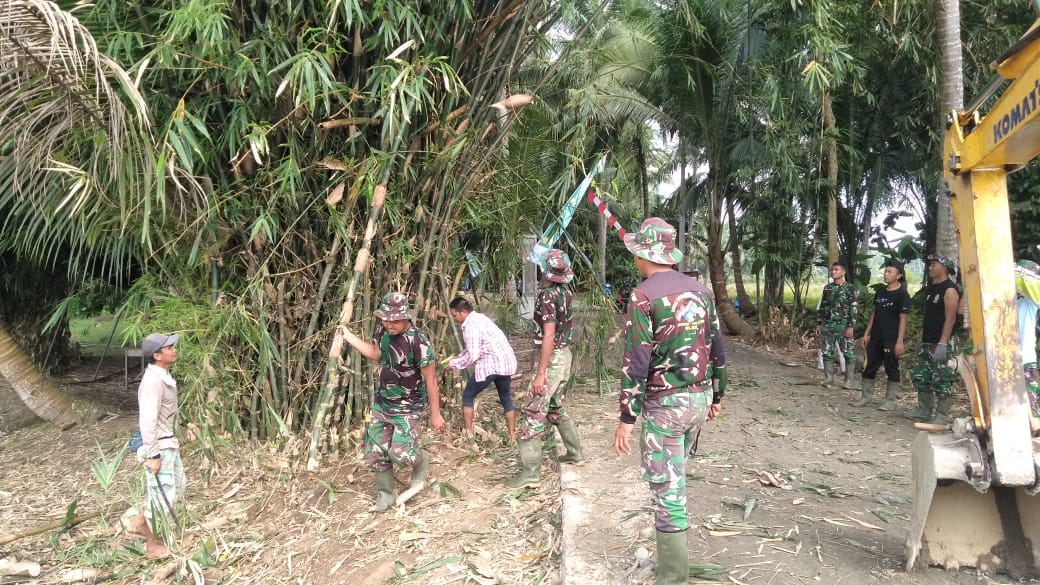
[340,292,446,510]
[613,218,727,585]
[907,255,962,424]
[816,262,858,389]
[504,249,583,488]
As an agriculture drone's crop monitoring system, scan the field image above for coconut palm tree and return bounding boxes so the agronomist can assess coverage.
[0,0,174,424]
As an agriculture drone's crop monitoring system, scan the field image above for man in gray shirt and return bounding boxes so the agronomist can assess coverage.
[128,333,185,558]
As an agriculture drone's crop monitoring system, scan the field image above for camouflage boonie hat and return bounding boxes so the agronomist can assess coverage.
[373,292,413,321]
[539,249,574,283]
[926,253,957,276]
[624,217,683,265]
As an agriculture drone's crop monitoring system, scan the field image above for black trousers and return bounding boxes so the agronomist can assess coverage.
[862,337,900,382]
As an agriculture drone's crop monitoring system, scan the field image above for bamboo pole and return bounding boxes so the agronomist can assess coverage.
[307,183,388,471]
[0,510,102,546]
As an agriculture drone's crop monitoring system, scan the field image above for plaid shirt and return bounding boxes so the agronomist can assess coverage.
[449,311,517,382]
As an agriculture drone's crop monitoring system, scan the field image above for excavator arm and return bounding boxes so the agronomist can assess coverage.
[905,18,1040,578]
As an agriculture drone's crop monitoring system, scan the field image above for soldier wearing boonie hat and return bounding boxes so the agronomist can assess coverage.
[906,254,964,424]
[504,248,582,488]
[613,218,727,584]
[339,292,445,511]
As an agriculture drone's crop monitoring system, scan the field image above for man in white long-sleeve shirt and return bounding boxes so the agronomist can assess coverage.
[447,297,518,440]
[128,333,185,558]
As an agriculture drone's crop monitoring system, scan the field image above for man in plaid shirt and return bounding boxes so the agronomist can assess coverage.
[447,297,519,440]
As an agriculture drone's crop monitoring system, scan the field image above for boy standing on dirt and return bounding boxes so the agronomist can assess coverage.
[504,249,583,488]
[129,333,186,559]
[612,218,727,585]
[906,255,962,423]
[446,296,518,441]
[855,259,910,410]
[816,262,858,389]
[340,292,445,510]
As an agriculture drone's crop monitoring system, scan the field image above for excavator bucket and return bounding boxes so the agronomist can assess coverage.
[905,427,1040,578]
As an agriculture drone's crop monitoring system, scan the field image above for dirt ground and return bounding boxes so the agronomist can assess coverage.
[1,332,1038,584]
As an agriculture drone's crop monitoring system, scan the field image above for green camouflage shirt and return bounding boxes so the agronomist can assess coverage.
[373,324,434,415]
[817,281,857,329]
[534,282,573,349]
[620,271,725,423]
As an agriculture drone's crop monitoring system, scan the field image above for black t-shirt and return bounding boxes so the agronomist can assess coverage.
[922,279,961,343]
[872,285,910,341]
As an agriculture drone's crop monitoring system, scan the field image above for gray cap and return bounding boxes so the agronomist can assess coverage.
[141,333,179,358]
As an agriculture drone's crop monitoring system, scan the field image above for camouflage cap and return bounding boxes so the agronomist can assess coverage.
[539,249,574,283]
[373,292,413,321]
[624,217,683,265]
[926,253,956,276]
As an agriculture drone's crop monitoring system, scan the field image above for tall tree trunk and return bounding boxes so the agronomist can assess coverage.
[727,196,756,316]
[0,324,103,426]
[634,136,650,218]
[677,145,688,272]
[936,0,963,260]
[706,175,752,336]
[822,89,839,265]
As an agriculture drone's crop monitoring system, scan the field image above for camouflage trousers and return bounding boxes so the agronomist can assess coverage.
[910,341,960,398]
[520,347,573,441]
[1025,362,1040,418]
[363,408,421,471]
[818,322,854,364]
[641,389,710,532]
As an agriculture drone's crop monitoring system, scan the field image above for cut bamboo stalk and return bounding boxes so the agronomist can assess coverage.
[0,560,41,577]
[395,482,425,507]
[0,510,102,545]
[307,183,388,471]
[57,567,103,582]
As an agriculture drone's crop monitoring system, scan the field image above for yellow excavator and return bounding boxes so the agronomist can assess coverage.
[904,16,1040,578]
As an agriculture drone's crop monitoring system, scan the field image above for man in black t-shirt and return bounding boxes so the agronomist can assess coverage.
[907,254,962,424]
[854,259,910,409]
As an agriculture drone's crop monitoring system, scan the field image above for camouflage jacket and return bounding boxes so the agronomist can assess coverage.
[620,271,725,423]
[817,281,857,329]
[534,282,573,350]
[373,324,435,415]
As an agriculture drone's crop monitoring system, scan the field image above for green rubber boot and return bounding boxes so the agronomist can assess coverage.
[410,450,429,487]
[843,361,856,389]
[821,361,835,387]
[903,392,935,421]
[503,439,541,488]
[655,530,690,585]
[556,419,584,465]
[852,378,875,407]
[878,381,900,411]
[931,397,954,425]
[373,469,395,511]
